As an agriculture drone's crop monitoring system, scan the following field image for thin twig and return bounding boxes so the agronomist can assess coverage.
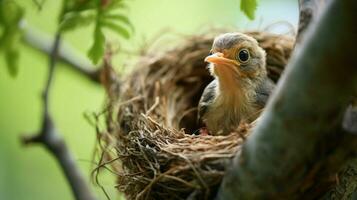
[32,0,45,10]
[21,32,97,200]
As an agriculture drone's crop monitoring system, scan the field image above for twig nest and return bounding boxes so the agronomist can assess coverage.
[101,31,294,200]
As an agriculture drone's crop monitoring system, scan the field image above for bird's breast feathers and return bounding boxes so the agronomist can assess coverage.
[202,88,258,134]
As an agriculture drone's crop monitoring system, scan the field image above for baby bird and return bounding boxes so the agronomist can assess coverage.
[198,32,275,135]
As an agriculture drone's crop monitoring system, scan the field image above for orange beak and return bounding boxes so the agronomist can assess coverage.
[205,52,239,66]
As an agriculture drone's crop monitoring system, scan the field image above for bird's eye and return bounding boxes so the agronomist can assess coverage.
[208,51,213,56]
[237,49,250,63]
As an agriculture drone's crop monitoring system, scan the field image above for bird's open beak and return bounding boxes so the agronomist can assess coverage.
[205,52,239,66]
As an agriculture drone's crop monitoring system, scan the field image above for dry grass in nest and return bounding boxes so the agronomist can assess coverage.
[98,31,295,200]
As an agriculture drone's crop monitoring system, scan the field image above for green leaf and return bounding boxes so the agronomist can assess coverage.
[59,11,96,32]
[104,13,134,32]
[68,0,132,64]
[64,0,97,13]
[106,0,127,11]
[0,0,24,77]
[0,0,23,26]
[102,20,130,39]
[1,29,22,77]
[88,27,105,64]
[5,48,19,77]
[240,0,257,20]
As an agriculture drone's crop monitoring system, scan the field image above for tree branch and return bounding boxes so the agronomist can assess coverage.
[296,0,328,43]
[297,1,357,198]
[21,32,97,200]
[23,25,101,83]
[321,158,357,199]
[217,0,357,199]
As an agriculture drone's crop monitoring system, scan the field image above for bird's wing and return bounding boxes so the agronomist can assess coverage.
[197,80,217,123]
[254,78,275,107]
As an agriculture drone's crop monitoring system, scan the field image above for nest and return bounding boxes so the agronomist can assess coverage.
[100,31,295,200]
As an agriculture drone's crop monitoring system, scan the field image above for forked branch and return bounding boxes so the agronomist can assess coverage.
[21,33,97,200]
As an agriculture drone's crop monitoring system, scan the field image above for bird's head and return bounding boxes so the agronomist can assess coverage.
[205,33,267,92]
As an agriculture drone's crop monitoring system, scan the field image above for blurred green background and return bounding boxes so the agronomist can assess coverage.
[0,0,297,199]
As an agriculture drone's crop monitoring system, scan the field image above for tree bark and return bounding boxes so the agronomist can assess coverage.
[296,0,328,43]
[217,0,357,199]
[321,158,357,200]
[298,1,357,199]
[22,33,97,200]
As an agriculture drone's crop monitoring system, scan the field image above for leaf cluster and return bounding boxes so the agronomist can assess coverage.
[0,0,257,77]
[60,0,133,64]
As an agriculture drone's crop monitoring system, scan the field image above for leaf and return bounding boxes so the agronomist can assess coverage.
[66,0,132,64]
[5,48,19,77]
[106,0,128,11]
[102,20,130,39]
[104,13,134,32]
[0,0,24,77]
[240,0,257,20]
[63,0,97,13]
[1,29,22,77]
[87,27,105,64]
[0,0,23,26]
[59,11,95,32]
